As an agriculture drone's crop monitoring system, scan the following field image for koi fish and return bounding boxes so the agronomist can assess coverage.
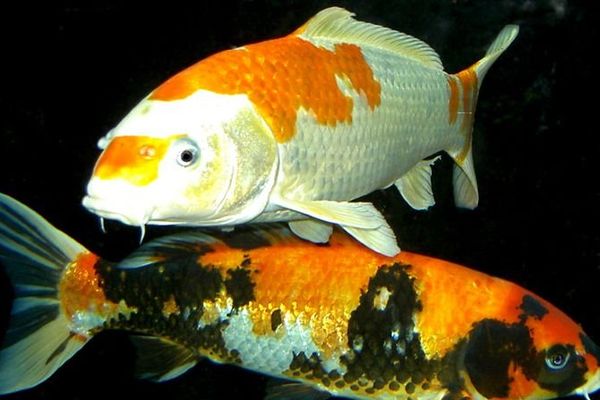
[82,7,519,257]
[1,193,598,399]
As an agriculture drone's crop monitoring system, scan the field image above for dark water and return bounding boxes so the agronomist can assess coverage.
[0,1,598,399]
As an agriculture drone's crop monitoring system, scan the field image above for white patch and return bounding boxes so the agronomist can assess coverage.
[70,300,136,337]
[111,91,252,139]
[373,286,392,311]
[222,309,345,376]
[197,296,233,329]
[352,335,364,352]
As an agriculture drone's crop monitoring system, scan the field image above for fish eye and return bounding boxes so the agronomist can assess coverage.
[173,139,199,167]
[178,149,196,166]
[545,345,571,370]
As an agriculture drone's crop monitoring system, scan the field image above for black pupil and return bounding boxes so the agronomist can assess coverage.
[180,150,194,163]
[552,353,565,366]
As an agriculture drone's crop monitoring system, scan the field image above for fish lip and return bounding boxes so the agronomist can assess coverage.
[82,195,151,226]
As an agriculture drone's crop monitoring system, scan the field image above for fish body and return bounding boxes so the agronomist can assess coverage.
[1,193,599,400]
[82,8,519,256]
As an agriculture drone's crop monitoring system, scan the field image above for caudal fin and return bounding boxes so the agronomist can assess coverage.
[448,25,519,209]
[0,194,91,394]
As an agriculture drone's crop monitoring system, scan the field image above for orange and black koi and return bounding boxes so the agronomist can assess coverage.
[0,193,598,399]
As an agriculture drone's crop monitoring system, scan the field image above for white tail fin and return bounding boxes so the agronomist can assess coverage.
[474,25,520,82]
[0,193,90,394]
[449,25,519,209]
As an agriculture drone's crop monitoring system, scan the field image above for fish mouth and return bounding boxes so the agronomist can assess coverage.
[82,194,152,227]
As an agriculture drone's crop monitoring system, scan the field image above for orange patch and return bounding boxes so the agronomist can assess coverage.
[162,295,180,317]
[453,66,479,162]
[524,302,583,350]
[93,135,181,186]
[151,36,381,142]
[247,235,388,358]
[456,66,479,129]
[507,361,539,399]
[447,76,459,125]
[401,252,524,358]
[198,233,388,358]
[59,252,113,319]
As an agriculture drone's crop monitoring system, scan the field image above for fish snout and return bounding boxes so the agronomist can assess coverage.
[83,178,154,226]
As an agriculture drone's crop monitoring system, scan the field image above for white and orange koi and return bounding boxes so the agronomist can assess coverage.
[82,8,519,256]
[1,193,599,399]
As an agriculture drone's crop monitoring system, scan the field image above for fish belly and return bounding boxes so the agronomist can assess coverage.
[274,48,461,202]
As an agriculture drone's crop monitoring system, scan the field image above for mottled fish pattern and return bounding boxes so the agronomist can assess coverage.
[0,193,599,399]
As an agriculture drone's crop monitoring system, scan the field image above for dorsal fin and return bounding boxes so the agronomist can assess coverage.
[117,225,301,269]
[294,7,443,70]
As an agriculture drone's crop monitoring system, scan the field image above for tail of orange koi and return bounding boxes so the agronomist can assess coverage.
[0,194,92,394]
[449,25,519,209]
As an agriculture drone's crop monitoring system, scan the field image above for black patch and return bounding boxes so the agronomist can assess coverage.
[537,344,588,395]
[581,333,600,365]
[96,243,252,363]
[518,294,548,322]
[289,351,328,380]
[462,319,537,398]
[271,309,282,332]
[342,263,433,389]
[224,267,255,308]
[98,252,222,314]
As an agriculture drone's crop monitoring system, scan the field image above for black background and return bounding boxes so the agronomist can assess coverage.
[0,1,599,399]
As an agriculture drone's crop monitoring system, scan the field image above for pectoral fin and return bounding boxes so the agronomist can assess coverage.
[273,197,381,229]
[343,223,400,257]
[273,196,399,256]
[395,156,440,210]
[289,219,333,243]
[130,335,197,382]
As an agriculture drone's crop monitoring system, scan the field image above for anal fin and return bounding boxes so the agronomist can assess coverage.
[130,335,197,382]
[452,150,479,209]
[395,156,440,210]
[265,379,331,400]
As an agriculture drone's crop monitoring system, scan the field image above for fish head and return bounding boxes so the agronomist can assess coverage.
[458,291,600,400]
[83,91,278,227]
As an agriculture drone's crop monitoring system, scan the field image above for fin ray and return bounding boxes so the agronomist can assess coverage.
[296,7,443,69]
[0,193,90,394]
[131,335,197,382]
[273,197,382,229]
[342,224,400,257]
[395,156,440,210]
[289,219,333,243]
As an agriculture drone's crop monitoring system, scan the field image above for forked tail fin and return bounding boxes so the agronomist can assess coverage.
[448,25,519,209]
[0,193,91,394]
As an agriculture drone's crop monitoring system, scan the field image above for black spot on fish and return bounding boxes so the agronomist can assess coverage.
[537,344,587,396]
[462,319,537,398]
[271,309,282,332]
[224,267,255,308]
[342,263,431,390]
[518,294,548,322]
